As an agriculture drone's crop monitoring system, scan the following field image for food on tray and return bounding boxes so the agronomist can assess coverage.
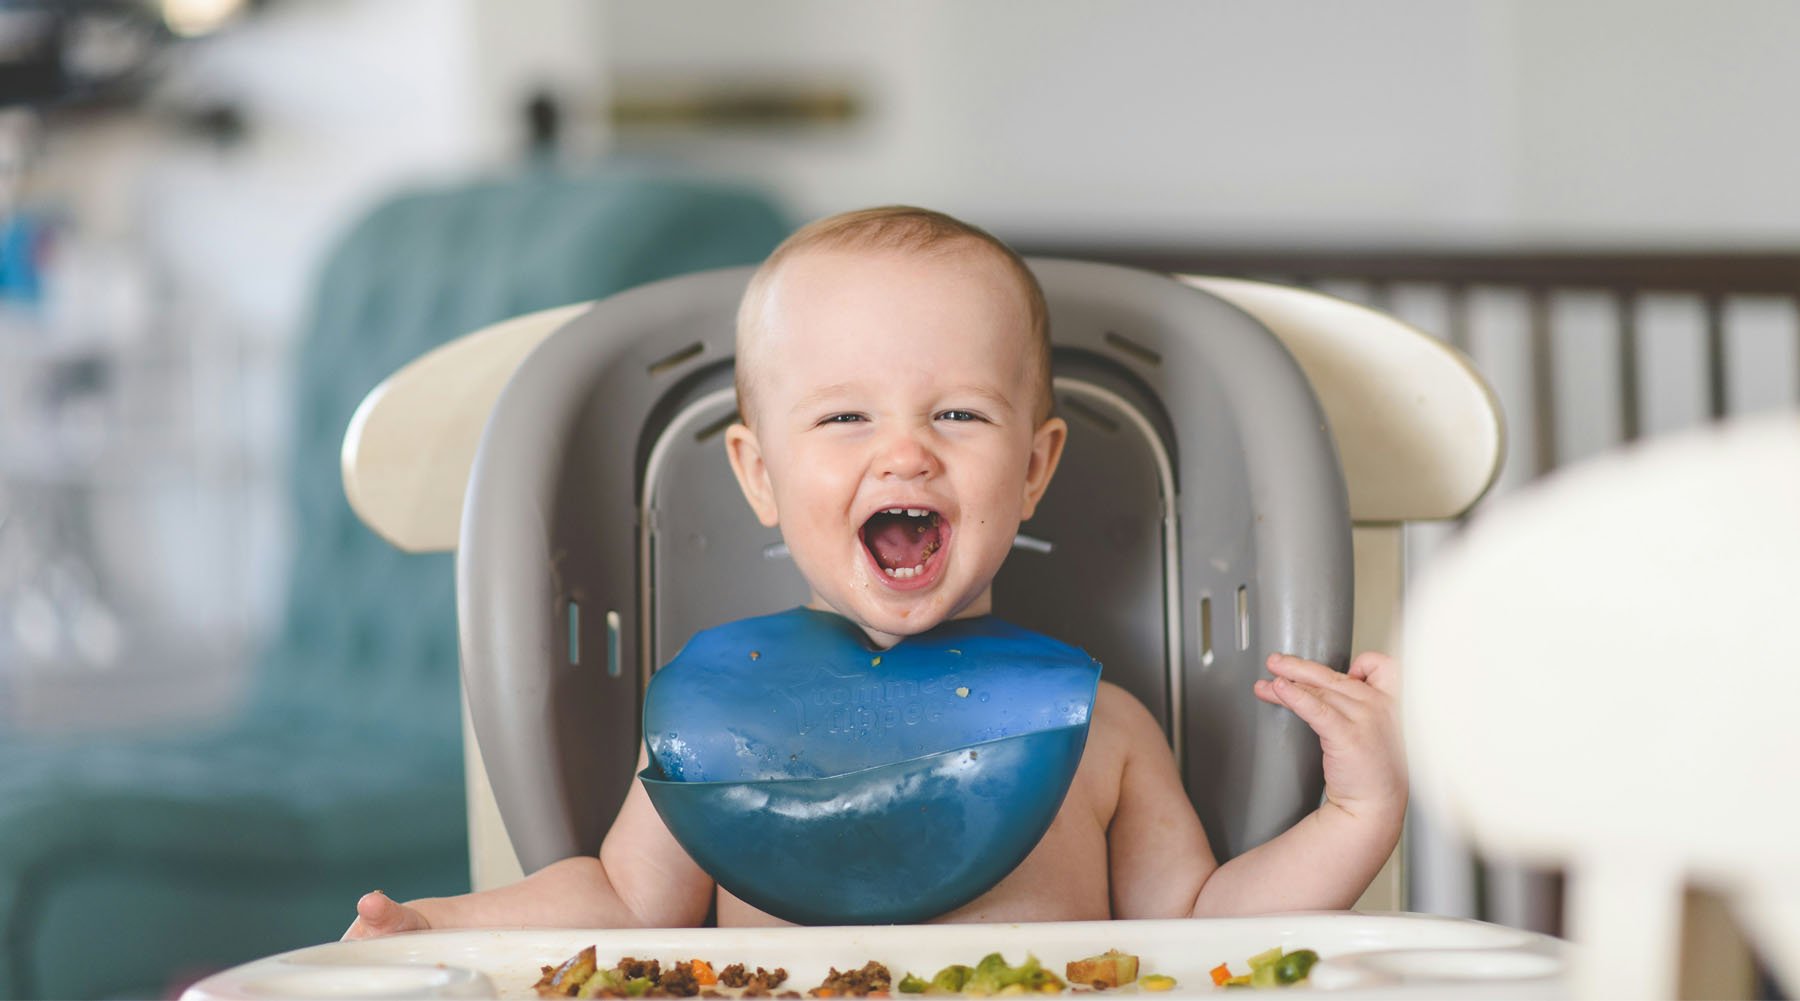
[719,964,794,995]
[1207,947,1319,989]
[808,961,893,997]
[533,952,794,999]
[1063,950,1137,990]
[899,952,1070,995]
[897,949,1171,996]
[538,948,1172,999]
[537,946,601,997]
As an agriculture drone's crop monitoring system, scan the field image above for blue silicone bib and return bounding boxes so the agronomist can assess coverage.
[637,607,1102,924]
[642,607,1101,782]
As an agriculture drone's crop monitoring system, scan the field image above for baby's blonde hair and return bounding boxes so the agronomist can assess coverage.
[734,205,1052,425]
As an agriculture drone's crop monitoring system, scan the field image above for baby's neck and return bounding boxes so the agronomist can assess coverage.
[807,589,995,650]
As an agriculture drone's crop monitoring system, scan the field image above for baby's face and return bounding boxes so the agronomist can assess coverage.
[726,246,1065,648]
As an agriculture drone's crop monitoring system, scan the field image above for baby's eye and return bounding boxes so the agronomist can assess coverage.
[821,413,866,425]
[935,409,982,423]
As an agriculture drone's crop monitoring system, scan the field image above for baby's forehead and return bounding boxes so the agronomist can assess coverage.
[737,240,1042,420]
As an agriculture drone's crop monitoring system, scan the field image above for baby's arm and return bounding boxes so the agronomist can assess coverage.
[1109,652,1406,917]
[343,748,712,938]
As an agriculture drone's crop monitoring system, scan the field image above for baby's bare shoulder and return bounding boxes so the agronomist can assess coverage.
[1070,681,1178,827]
[1093,680,1162,726]
[1087,681,1173,760]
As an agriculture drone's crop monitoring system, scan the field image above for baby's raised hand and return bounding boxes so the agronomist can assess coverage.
[1253,652,1406,824]
[342,890,432,940]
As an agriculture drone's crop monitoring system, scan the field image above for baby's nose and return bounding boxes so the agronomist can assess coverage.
[874,429,940,479]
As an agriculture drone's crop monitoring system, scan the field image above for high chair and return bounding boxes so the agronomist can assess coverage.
[339,260,1503,904]
[1404,412,1800,1000]
[182,261,1586,1001]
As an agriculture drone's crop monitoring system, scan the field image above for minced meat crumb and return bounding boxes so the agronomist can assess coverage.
[719,965,788,995]
[657,964,700,997]
[809,961,892,997]
[618,958,662,982]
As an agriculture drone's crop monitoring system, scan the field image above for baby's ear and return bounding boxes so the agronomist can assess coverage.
[1020,416,1068,519]
[724,422,781,528]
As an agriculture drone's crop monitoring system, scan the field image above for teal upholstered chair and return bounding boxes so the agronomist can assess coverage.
[0,171,789,999]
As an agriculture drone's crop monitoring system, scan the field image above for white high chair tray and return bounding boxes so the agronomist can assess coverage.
[182,914,1567,1000]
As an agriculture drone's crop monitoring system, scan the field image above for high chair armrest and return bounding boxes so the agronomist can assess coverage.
[342,302,592,553]
[1184,276,1504,524]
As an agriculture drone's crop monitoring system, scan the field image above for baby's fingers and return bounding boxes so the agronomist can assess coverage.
[1252,678,1285,706]
[1266,677,1348,735]
[1266,653,1369,705]
[1348,651,1401,694]
[345,891,428,939]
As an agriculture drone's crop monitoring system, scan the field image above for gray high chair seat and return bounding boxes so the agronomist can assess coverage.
[344,261,1504,901]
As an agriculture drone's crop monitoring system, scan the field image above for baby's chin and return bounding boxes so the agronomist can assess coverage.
[808,587,993,648]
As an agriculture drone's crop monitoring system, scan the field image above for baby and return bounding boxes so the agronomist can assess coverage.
[346,206,1404,936]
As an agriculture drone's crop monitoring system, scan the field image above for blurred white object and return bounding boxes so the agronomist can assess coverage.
[1404,410,1800,999]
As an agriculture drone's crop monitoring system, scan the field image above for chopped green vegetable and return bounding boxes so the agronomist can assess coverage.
[1249,965,1279,990]
[579,969,623,999]
[623,976,654,997]
[1272,950,1318,985]
[1246,947,1284,973]
[963,954,1059,997]
[968,953,1020,995]
[898,973,929,994]
[928,964,973,994]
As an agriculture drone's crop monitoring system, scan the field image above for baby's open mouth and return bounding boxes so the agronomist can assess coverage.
[860,508,944,580]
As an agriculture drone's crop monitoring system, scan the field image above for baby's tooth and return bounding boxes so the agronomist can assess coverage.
[885,507,903,515]
[884,567,897,578]
[905,508,925,517]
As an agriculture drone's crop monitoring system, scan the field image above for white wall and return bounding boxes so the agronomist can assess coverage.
[1509,1,1800,245]
[604,0,1517,241]
[604,0,1800,247]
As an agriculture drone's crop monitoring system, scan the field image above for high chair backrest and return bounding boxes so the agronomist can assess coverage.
[344,263,1502,894]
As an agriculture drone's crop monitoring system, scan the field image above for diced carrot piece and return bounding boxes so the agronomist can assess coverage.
[1209,964,1232,987]
[691,960,717,986]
